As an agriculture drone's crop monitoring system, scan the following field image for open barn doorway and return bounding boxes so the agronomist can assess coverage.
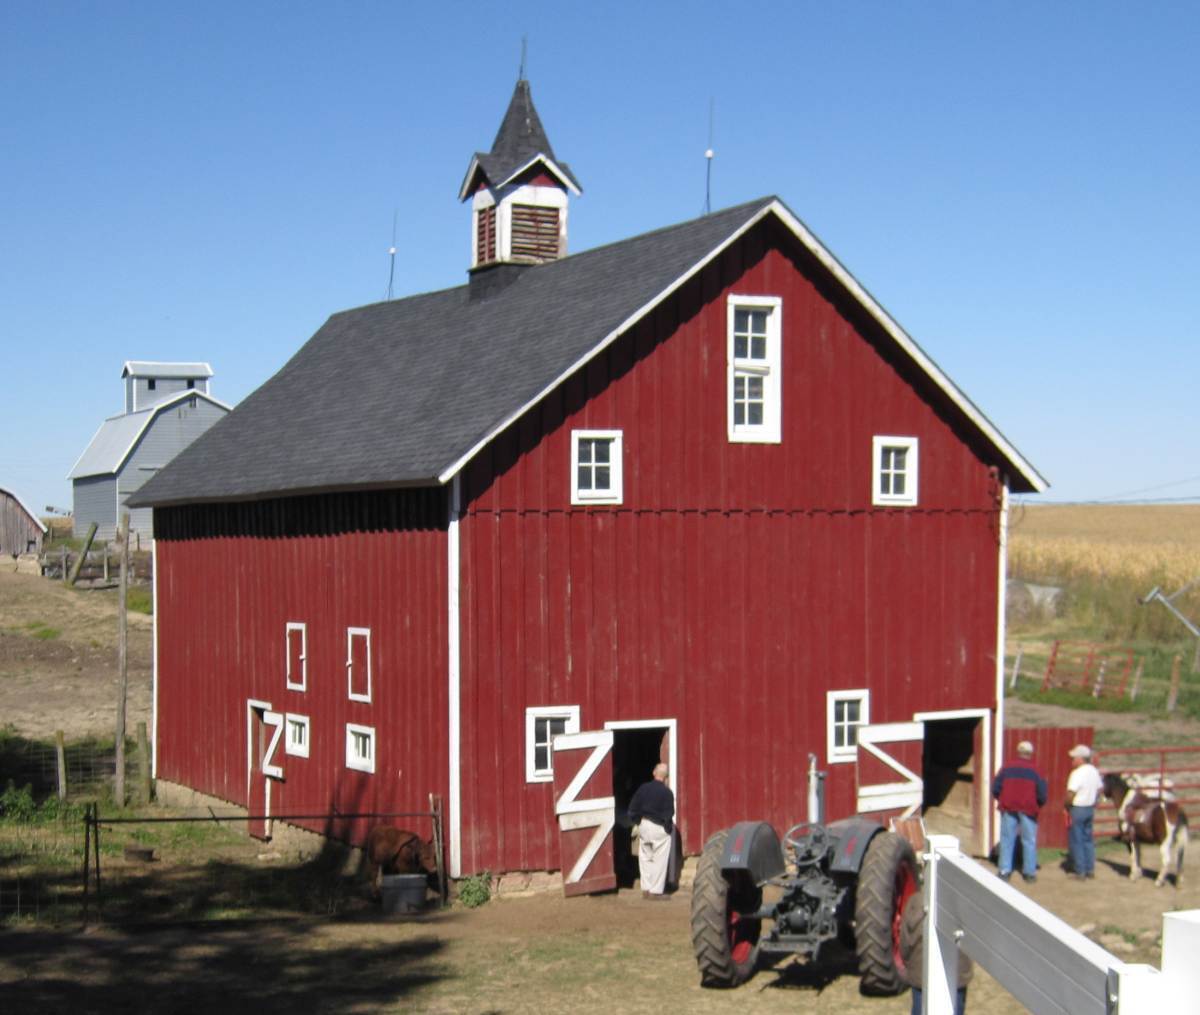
[918,712,988,856]
[606,720,676,888]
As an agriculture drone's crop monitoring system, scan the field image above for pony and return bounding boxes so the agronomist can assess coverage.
[1101,772,1188,888]
[365,825,438,895]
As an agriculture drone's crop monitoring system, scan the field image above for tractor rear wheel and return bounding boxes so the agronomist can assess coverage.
[690,829,763,987]
[854,830,918,996]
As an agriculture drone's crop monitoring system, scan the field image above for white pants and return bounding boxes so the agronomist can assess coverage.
[638,818,671,894]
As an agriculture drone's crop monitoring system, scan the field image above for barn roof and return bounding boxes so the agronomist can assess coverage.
[68,390,232,480]
[0,487,48,533]
[129,197,1046,508]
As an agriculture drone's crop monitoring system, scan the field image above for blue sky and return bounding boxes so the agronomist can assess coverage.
[3,2,1198,514]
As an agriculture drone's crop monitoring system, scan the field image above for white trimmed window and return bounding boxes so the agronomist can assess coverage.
[347,627,372,703]
[571,430,623,505]
[525,706,581,782]
[285,622,307,691]
[827,689,870,764]
[346,723,375,773]
[727,295,782,443]
[284,714,310,758]
[873,436,919,506]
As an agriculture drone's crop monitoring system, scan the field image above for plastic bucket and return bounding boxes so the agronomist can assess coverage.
[381,873,427,915]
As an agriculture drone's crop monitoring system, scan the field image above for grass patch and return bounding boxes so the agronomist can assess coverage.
[126,585,152,614]
[24,621,61,641]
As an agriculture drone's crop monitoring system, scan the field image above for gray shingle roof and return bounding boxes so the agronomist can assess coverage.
[129,198,777,507]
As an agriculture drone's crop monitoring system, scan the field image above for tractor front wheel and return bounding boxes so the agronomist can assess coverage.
[854,830,918,996]
[690,829,763,987]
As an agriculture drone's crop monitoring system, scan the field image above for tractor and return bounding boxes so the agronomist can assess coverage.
[690,758,919,995]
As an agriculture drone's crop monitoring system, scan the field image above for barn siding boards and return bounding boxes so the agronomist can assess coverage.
[73,475,119,541]
[455,223,1002,872]
[153,489,449,845]
[0,488,46,556]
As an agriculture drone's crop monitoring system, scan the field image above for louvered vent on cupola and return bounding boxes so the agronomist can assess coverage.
[459,77,582,287]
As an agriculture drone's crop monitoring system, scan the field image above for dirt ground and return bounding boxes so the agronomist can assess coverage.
[1,567,1198,1012]
[0,569,152,740]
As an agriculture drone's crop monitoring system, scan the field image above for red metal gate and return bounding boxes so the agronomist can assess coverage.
[1092,745,1200,839]
[1004,727,1092,849]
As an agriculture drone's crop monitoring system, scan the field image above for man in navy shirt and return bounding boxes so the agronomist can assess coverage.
[629,763,674,899]
[992,740,1048,883]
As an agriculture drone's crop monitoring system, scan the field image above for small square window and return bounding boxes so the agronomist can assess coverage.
[827,689,870,764]
[728,295,782,443]
[872,436,919,506]
[347,627,371,703]
[571,430,623,505]
[147,378,156,391]
[346,723,375,773]
[525,706,581,782]
[187,379,195,390]
[284,714,310,758]
[286,622,307,691]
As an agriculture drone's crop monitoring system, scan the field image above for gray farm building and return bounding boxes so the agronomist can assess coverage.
[0,486,47,557]
[69,362,231,542]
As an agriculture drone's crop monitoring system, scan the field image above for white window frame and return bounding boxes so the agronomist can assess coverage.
[346,723,376,773]
[872,435,919,506]
[570,430,623,505]
[727,295,782,443]
[346,626,372,703]
[525,705,581,783]
[284,713,310,758]
[827,688,870,764]
[285,622,307,692]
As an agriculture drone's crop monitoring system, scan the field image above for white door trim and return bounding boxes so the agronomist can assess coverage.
[604,718,679,818]
[857,721,925,818]
[913,707,992,853]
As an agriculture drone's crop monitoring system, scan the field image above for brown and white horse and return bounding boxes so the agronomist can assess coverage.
[1102,772,1188,888]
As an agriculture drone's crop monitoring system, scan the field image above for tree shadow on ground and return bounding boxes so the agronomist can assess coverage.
[1,916,447,1013]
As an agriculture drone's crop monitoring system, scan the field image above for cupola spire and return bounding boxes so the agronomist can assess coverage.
[459,76,581,287]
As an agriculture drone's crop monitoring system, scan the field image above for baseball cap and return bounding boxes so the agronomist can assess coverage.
[1068,744,1092,759]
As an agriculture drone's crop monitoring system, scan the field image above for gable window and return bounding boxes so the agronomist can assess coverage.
[284,714,310,758]
[346,723,376,773]
[186,379,195,390]
[872,436,919,506]
[285,622,307,691]
[571,430,623,505]
[525,705,581,782]
[827,689,870,764]
[147,378,156,391]
[347,627,372,703]
[476,204,496,265]
[727,295,782,443]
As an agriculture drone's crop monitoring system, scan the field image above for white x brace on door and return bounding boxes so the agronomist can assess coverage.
[552,729,616,896]
[856,721,925,820]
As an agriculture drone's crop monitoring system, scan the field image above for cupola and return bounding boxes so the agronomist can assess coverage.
[459,78,581,284]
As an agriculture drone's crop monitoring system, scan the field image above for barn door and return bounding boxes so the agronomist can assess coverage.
[247,701,284,840]
[856,721,925,822]
[552,729,616,896]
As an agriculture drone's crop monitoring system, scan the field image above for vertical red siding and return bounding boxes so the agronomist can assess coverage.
[155,491,448,846]
[456,219,1008,873]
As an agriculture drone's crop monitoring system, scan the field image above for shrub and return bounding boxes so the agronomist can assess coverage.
[457,871,492,908]
[0,781,37,822]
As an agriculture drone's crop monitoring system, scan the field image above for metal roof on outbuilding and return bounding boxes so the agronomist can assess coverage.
[121,361,214,379]
[68,390,232,479]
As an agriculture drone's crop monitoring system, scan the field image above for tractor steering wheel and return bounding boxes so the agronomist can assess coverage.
[783,823,829,868]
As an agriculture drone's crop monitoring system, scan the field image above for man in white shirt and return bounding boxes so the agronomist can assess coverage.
[1065,744,1104,879]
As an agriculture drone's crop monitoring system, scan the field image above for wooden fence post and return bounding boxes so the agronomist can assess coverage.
[1129,659,1144,701]
[1166,654,1182,713]
[1009,647,1023,690]
[114,513,130,806]
[55,730,67,800]
[137,721,152,804]
[67,522,98,586]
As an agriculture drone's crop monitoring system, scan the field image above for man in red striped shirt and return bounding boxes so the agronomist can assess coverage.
[992,740,1048,883]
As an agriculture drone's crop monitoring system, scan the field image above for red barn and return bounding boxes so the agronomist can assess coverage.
[132,78,1045,887]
